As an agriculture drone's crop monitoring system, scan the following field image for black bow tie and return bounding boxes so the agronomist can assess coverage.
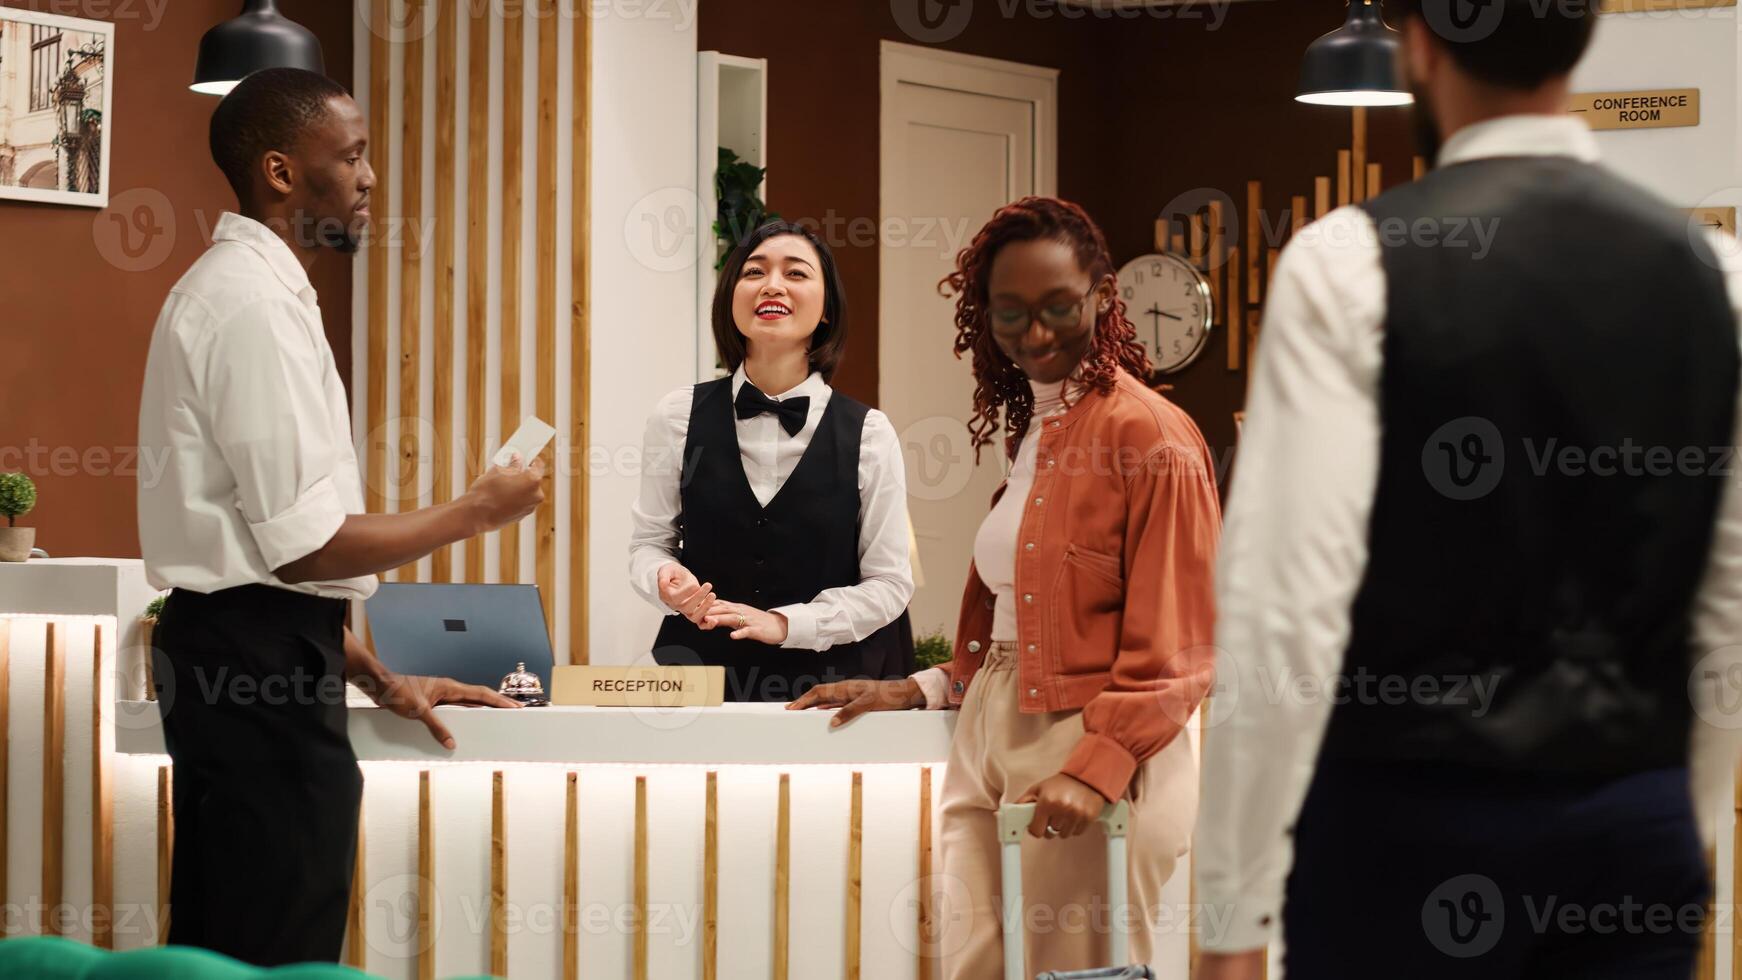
[734,382,810,436]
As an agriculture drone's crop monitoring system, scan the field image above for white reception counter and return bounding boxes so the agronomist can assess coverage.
[2,559,1204,980]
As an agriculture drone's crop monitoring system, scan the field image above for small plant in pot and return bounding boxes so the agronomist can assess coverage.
[141,594,168,702]
[0,472,37,562]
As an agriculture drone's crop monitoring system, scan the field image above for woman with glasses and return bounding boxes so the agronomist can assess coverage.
[628,220,915,702]
[792,197,1219,977]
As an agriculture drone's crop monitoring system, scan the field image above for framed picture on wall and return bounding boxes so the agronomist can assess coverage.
[0,8,114,208]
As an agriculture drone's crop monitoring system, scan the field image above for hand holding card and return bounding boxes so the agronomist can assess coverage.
[494,416,557,469]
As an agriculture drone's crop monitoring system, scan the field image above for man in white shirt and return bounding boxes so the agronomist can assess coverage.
[137,68,544,966]
[1197,4,1742,978]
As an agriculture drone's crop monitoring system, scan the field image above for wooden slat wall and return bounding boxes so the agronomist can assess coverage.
[500,0,525,586]
[90,624,113,949]
[366,1,391,521]
[466,3,491,585]
[359,0,590,659]
[535,0,560,646]
[42,622,64,937]
[396,0,426,581]
[570,0,593,663]
[432,2,458,582]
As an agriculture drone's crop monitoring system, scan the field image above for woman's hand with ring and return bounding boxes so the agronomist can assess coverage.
[702,601,789,644]
[1016,772,1107,840]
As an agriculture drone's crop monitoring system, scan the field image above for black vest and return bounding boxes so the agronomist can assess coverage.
[652,377,914,701]
[1318,156,1739,775]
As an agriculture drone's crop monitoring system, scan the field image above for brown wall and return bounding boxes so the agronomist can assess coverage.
[699,0,1415,483]
[0,0,352,560]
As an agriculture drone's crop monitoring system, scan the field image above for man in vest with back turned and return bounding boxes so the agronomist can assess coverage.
[1196,3,1742,978]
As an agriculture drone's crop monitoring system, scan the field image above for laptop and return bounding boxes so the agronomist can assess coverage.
[364,583,555,694]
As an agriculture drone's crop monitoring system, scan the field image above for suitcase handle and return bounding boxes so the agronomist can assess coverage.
[996,800,1130,843]
[996,801,1135,980]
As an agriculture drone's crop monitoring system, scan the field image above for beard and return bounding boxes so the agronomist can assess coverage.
[1411,80,1444,168]
[316,214,363,254]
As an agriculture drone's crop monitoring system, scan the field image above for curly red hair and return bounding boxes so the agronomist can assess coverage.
[940,196,1153,462]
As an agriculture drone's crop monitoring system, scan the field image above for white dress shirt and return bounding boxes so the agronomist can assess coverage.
[627,366,915,650]
[138,212,377,601]
[1196,115,1742,953]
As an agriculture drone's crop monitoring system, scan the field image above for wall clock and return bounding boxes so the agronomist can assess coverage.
[1116,253,1214,374]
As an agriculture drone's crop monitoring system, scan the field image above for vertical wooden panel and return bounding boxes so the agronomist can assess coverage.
[367,0,392,520]
[1337,150,1352,208]
[1226,247,1242,372]
[42,621,64,936]
[398,0,427,580]
[347,797,366,970]
[1151,218,1168,254]
[1314,177,1331,220]
[775,772,791,980]
[564,771,578,980]
[431,0,458,583]
[1206,200,1223,320]
[1730,766,1742,980]
[846,772,862,980]
[465,3,491,584]
[418,770,434,980]
[704,771,719,980]
[917,767,933,980]
[535,0,559,645]
[1170,230,1185,256]
[0,620,9,934]
[500,0,525,585]
[570,0,594,664]
[1352,107,1368,203]
[157,765,171,944]
[1367,163,1383,199]
[91,624,113,948]
[1245,181,1261,306]
[491,771,508,976]
[1189,213,1206,273]
[1246,310,1262,396]
[1414,155,1428,181]
[634,776,649,980]
[1291,195,1307,237]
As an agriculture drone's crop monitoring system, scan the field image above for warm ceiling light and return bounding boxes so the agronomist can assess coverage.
[191,0,324,97]
[1297,1,1415,108]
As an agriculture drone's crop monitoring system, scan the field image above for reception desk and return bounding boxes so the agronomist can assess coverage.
[2,559,1202,979]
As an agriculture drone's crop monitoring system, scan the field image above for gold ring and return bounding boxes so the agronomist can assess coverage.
[738,614,748,628]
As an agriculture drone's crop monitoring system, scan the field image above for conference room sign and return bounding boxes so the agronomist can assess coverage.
[1569,89,1700,131]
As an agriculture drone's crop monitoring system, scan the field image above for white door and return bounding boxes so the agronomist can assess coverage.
[880,43,1057,640]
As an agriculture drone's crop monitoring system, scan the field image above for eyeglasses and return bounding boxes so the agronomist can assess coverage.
[986,295,1091,336]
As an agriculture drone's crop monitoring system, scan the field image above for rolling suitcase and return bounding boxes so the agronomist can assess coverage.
[996,800,1156,980]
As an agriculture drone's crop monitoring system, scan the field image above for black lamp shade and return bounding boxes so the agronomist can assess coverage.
[1297,0,1414,107]
[191,0,324,96]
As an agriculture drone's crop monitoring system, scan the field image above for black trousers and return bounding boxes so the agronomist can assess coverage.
[154,584,363,966]
[1284,759,1708,979]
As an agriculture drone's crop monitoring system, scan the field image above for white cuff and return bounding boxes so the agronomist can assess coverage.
[247,474,347,572]
[773,604,818,649]
[1195,893,1280,953]
[911,667,950,710]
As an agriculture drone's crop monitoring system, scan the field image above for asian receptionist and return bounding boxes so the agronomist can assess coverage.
[628,220,915,702]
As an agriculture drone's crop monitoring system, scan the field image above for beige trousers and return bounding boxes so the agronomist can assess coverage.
[939,642,1197,980]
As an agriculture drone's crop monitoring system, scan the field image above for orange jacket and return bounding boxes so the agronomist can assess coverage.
[940,368,1221,802]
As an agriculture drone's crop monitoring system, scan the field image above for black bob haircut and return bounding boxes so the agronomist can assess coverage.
[710,220,850,382]
[209,67,351,203]
[1392,0,1597,91]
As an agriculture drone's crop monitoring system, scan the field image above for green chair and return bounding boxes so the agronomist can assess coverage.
[0,937,498,980]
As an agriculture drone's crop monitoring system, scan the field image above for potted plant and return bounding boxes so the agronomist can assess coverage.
[0,472,37,562]
[141,594,167,702]
[713,146,778,271]
[914,627,954,671]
